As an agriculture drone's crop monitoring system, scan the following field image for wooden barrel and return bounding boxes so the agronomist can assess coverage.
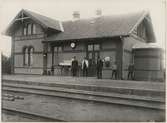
[133,47,164,82]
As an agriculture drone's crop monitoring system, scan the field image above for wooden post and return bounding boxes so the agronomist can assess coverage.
[11,37,15,74]
[116,37,123,79]
[51,46,54,67]
[43,43,48,75]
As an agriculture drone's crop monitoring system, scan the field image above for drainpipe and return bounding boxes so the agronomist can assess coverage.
[43,43,48,75]
[120,36,124,80]
[11,36,15,74]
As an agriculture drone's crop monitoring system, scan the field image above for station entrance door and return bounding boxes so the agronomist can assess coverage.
[87,44,100,76]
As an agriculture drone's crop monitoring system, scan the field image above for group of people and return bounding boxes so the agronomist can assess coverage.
[71,56,103,79]
[70,56,134,80]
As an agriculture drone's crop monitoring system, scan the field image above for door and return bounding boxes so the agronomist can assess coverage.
[87,44,100,76]
[53,46,62,66]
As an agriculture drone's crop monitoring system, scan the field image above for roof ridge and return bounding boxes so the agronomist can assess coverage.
[62,11,146,23]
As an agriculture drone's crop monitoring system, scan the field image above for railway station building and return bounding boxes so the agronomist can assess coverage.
[5,9,156,79]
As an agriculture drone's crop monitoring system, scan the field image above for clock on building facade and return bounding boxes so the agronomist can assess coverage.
[70,42,76,49]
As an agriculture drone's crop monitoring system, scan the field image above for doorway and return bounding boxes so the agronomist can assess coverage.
[87,44,100,76]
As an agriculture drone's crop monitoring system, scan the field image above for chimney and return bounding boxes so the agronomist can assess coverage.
[96,9,102,17]
[73,11,80,20]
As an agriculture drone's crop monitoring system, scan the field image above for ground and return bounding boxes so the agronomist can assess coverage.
[2,74,165,122]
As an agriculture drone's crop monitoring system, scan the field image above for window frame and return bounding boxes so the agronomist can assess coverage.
[29,46,34,66]
[23,46,35,67]
[23,26,27,36]
[27,23,32,35]
[32,24,36,34]
[23,23,37,36]
[136,22,147,40]
[87,43,101,52]
[23,46,29,66]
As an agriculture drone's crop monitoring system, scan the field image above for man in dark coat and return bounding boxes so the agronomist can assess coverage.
[82,57,89,77]
[71,56,78,77]
[128,63,134,80]
[111,62,118,79]
[96,56,103,79]
[51,65,54,75]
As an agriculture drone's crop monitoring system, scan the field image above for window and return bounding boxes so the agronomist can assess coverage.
[23,27,27,35]
[23,47,29,66]
[53,46,62,65]
[25,48,29,65]
[23,23,36,36]
[88,44,93,51]
[136,22,147,40]
[23,46,34,66]
[94,44,100,51]
[88,44,100,51]
[88,52,92,59]
[32,24,36,34]
[29,47,34,65]
[27,23,32,35]
[58,47,62,52]
[54,46,62,52]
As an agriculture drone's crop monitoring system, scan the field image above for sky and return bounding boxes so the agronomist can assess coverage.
[0,0,166,56]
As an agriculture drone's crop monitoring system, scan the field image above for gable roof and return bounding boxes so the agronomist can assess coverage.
[45,11,155,42]
[5,9,156,43]
[23,9,64,32]
[5,9,63,35]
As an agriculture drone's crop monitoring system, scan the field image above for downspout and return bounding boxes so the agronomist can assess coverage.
[11,36,15,74]
[120,36,124,80]
[51,45,54,67]
[42,32,48,75]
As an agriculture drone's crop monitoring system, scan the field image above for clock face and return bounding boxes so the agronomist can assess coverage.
[71,42,76,48]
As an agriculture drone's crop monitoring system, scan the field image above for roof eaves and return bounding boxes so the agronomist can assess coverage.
[59,21,64,32]
[4,9,25,36]
[43,34,128,43]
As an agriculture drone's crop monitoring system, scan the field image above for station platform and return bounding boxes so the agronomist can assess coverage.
[2,74,165,92]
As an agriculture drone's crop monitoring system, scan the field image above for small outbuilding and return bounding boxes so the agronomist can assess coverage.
[132,43,164,82]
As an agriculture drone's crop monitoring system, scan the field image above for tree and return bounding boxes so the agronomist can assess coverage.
[2,54,11,74]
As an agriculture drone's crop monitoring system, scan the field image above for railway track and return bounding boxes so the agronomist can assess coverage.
[3,79,165,97]
[2,78,165,122]
[2,108,64,122]
[2,81,165,110]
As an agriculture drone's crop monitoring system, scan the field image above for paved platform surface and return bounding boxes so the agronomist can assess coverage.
[2,75,165,91]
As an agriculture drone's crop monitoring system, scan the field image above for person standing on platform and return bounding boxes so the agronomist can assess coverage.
[96,56,103,79]
[128,63,134,80]
[51,65,54,75]
[82,57,89,77]
[71,56,78,77]
[111,62,117,79]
